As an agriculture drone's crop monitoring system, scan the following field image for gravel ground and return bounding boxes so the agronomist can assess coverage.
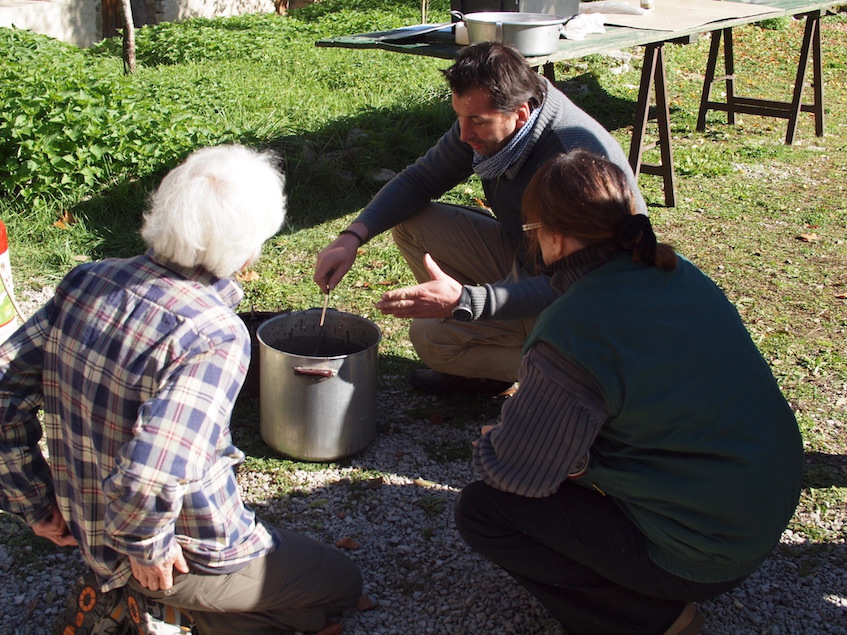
[1,287,846,634]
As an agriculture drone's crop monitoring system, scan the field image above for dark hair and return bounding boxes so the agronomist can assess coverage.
[522,150,677,270]
[442,42,546,112]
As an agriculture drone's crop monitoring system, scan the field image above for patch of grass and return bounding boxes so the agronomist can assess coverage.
[416,493,446,518]
[424,440,473,462]
[0,510,64,566]
[789,487,847,543]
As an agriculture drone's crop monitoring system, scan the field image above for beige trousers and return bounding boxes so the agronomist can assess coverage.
[392,202,535,383]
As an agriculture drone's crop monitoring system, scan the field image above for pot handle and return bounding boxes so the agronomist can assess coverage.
[293,367,337,379]
[450,9,464,20]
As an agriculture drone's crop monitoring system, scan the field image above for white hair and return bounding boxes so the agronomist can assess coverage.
[141,144,286,278]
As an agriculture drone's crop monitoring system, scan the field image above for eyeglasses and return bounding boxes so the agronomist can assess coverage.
[521,222,543,233]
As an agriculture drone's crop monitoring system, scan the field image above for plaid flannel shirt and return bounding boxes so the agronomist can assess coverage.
[0,251,276,591]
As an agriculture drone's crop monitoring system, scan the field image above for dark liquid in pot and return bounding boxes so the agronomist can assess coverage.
[270,335,363,357]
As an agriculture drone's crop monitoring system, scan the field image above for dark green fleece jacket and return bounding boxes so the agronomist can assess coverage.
[527,253,803,583]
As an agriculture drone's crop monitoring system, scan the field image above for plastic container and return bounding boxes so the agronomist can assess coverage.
[0,220,20,343]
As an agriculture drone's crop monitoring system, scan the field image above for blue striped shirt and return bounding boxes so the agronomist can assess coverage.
[0,251,276,591]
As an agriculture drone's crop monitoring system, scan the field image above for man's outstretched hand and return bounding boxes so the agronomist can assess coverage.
[376,253,462,319]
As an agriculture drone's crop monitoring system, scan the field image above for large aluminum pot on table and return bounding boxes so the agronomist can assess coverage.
[257,308,381,462]
[457,11,567,56]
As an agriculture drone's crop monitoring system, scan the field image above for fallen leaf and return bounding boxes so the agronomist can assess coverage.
[347,476,383,493]
[355,594,377,611]
[836,293,847,300]
[364,476,384,489]
[797,233,818,243]
[334,536,361,550]
[427,411,444,425]
[26,595,40,615]
[236,269,260,282]
[53,210,75,229]
[413,477,437,488]
[73,254,88,262]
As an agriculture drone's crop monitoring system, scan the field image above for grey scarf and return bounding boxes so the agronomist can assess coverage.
[472,106,542,180]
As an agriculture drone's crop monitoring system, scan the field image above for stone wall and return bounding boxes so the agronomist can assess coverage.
[0,0,290,48]
[163,0,275,23]
[0,0,101,47]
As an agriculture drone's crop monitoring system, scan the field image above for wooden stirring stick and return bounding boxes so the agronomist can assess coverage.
[319,288,330,327]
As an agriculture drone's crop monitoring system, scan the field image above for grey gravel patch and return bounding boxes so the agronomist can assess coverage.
[16,286,55,316]
[2,287,846,633]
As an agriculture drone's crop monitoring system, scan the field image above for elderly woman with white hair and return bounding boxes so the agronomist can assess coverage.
[0,144,363,635]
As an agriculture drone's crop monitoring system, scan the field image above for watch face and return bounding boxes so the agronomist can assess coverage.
[453,306,473,322]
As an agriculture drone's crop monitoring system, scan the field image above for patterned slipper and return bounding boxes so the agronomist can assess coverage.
[124,588,194,635]
[52,571,128,635]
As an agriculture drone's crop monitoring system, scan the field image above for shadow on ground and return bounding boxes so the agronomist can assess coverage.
[804,451,847,488]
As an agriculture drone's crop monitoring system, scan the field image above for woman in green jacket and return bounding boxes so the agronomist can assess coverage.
[454,149,803,634]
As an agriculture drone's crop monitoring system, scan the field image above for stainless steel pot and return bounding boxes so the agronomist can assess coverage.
[257,308,380,461]
[457,11,566,56]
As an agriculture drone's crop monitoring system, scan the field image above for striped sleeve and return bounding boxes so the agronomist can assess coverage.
[473,341,608,498]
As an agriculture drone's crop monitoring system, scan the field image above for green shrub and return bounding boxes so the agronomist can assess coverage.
[88,14,324,66]
[0,28,231,207]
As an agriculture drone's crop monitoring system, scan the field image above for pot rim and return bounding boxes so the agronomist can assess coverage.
[256,308,381,360]
[462,11,567,26]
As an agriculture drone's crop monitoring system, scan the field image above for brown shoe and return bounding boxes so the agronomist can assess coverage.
[409,369,516,397]
[315,621,343,635]
[664,603,704,635]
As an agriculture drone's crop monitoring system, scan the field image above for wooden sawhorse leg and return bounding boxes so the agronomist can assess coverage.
[697,27,735,131]
[696,12,826,144]
[629,42,676,208]
[787,11,824,142]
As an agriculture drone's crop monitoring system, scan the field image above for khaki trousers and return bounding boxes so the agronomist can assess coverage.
[128,527,362,634]
[392,203,535,383]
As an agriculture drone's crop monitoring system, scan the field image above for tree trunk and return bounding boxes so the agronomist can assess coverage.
[119,0,136,74]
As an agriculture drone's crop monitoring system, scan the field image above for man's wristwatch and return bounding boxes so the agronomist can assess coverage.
[452,305,473,322]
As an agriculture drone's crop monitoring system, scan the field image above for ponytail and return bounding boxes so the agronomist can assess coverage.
[613,214,677,270]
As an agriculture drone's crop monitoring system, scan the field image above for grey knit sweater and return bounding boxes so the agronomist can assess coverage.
[354,79,646,321]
